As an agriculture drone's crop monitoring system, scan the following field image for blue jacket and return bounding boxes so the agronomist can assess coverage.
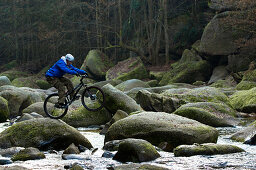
[45,58,86,77]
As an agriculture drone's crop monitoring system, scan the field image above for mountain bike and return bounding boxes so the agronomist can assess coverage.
[43,74,105,119]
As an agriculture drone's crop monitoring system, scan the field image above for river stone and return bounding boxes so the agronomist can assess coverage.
[173,102,238,127]
[63,143,80,154]
[0,147,24,157]
[230,87,256,113]
[0,118,93,150]
[106,57,148,81]
[173,143,245,157]
[0,76,11,87]
[0,96,9,122]
[231,120,256,143]
[111,164,170,170]
[80,50,113,80]
[244,134,256,145]
[22,102,46,117]
[115,79,150,92]
[236,81,256,90]
[113,138,160,163]
[0,156,12,165]
[1,166,30,170]
[105,112,219,152]
[11,147,45,161]
[101,84,143,114]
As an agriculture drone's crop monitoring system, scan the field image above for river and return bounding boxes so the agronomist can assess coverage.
[0,121,256,170]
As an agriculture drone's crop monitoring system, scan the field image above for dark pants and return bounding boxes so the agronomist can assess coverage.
[46,76,74,104]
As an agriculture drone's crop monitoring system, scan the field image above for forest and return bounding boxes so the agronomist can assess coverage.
[0,0,210,72]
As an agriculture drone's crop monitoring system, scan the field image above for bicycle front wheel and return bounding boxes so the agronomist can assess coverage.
[81,86,105,111]
[43,93,69,119]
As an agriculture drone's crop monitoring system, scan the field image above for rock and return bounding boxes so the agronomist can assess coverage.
[146,80,158,87]
[92,80,122,89]
[244,134,256,145]
[236,81,256,90]
[12,76,40,88]
[80,50,114,80]
[173,102,238,127]
[0,69,30,81]
[208,66,229,84]
[0,147,24,157]
[0,76,11,87]
[115,79,150,92]
[230,87,256,113]
[11,147,45,161]
[70,164,84,170]
[101,84,143,114]
[231,120,256,143]
[149,71,167,82]
[0,165,30,170]
[106,57,148,81]
[173,143,245,157]
[209,0,256,11]
[62,106,112,128]
[113,138,160,163]
[0,118,93,150]
[0,156,12,165]
[16,113,35,122]
[0,96,9,122]
[159,49,212,85]
[22,102,47,117]
[110,164,169,170]
[102,151,115,158]
[105,112,219,152]
[35,79,51,90]
[103,140,123,151]
[63,143,80,154]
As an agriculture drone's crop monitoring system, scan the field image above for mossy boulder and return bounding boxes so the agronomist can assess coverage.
[230,87,256,113]
[149,71,166,81]
[159,50,212,85]
[35,80,51,90]
[0,69,30,81]
[0,76,11,87]
[0,96,9,122]
[208,66,228,84]
[115,79,150,92]
[63,143,80,154]
[105,112,219,152]
[236,81,256,90]
[173,102,238,127]
[101,84,143,114]
[12,76,40,88]
[80,50,113,80]
[0,118,93,150]
[231,120,256,143]
[173,143,244,157]
[11,147,45,161]
[106,57,148,81]
[22,102,47,117]
[113,138,160,163]
[62,106,112,128]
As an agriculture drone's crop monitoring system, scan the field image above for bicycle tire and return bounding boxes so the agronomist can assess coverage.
[81,86,105,111]
[43,93,69,119]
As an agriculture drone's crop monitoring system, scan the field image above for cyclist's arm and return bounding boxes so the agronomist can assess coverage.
[57,61,77,75]
[69,65,87,75]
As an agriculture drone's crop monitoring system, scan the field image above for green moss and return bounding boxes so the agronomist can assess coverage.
[210,80,233,88]
[0,96,9,122]
[36,80,51,89]
[236,81,256,90]
[0,70,30,81]
[230,87,256,110]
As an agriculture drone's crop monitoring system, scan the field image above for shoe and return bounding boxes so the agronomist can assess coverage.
[74,94,81,100]
[54,103,67,108]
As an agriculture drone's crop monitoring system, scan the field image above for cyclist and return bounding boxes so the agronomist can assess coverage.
[45,54,87,108]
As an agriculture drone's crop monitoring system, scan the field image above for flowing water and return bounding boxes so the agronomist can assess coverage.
[0,121,256,170]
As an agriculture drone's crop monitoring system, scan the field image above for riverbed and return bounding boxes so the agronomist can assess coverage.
[0,121,256,170]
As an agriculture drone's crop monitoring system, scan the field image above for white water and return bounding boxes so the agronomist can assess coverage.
[0,123,256,170]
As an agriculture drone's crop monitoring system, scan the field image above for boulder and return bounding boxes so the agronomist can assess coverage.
[0,76,11,87]
[63,143,80,154]
[0,96,9,122]
[111,164,169,170]
[115,79,150,92]
[208,66,229,84]
[12,76,40,88]
[173,143,244,157]
[11,147,45,161]
[173,102,238,127]
[159,49,212,85]
[80,50,113,80]
[0,147,24,157]
[230,87,256,113]
[236,81,256,90]
[209,0,256,11]
[0,156,12,165]
[149,71,167,82]
[0,118,93,150]
[22,102,46,117]
[101,84,143,114]
[106,57,148,81]
[231,120,256,143]
[0,69,30,81]
[105,112,219,152]
[113,138,160,163]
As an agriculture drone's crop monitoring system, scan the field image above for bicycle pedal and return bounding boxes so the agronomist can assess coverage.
[54,103,67,108]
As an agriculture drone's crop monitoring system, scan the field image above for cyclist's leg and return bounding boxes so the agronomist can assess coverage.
[47,77,66,104]
[60,77,74,98]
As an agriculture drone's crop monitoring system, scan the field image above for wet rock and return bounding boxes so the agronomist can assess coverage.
[0,118,93,150]
[0,156,12,165]
[115,79,150,92]
[62,154,87,160]
[208,66,229,84]
[244,134,256,145]
[11,147,45,161]
[105,112,218,152]
[70,163,84,170]
[0,76,11,87]
[0,165,30,170]
[109,163,169,170]
[231,120,256,143]
[0,147,24,157]
[63,143,80,154]
[101,84,143,114]
[0,96,9,123]
[102,151,115,158]
[113,138,160,163]
[103,140,122,151]
[22,102,47,117]
[173,143,245,157]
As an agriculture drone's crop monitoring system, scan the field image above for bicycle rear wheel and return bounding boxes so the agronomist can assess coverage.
[81,86,105,111]
[43,93,69,119]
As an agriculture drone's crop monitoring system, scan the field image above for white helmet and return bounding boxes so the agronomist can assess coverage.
[65,54,74,62]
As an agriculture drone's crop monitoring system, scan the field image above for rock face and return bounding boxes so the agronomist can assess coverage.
[80,50,113,80]
[102,84,143,114]
[173,102,238,127]
[0,96,9,122]
[113,138,160,163]
[105,112,219,152]
[0,76,11,87]
[11,147,45,161]
[0,118,93,150]
[106,57,148,81]
[173,143,245,157]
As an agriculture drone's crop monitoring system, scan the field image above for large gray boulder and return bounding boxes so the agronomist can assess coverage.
[0,96,9,122]
[0,118,93,150]
[231,120,256,143]
[0,76,11,87]
[22,102,46,117]
[115,79,150,92]
[105,112,218,152]
[208,66,229,84]
[102,84,143,114]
